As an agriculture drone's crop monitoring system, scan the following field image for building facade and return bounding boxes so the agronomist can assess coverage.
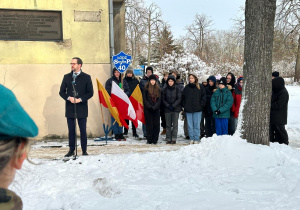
[0,0,125,139]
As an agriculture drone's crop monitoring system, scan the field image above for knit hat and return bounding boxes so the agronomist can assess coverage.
[215,74,222,81]
[219,77,227,86]
[272,71,279,78]
[166,75,176,85]
[146,66,153,74]
[126,66,134,75]
[188,71,198,79]
[149,74,157,81]
[162,70,169,76]
[201,75,209,83]
[0,85,38,140]
[208,75,216,84]
[237,76,243,88]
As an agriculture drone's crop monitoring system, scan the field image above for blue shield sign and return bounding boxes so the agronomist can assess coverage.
[112,51,132,73]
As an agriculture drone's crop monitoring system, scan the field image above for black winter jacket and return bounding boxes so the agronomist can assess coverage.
[162,85,182,113]
[270,77,289,125]
[204,85,216,115]
[183,83,206,113]
[105,75,130,96]
[143,86,161,111]
[59,71,94,118]
[124,76,139,96]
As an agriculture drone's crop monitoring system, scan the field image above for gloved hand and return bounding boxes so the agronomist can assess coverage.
[168,105,174,112]
[214,110,221,115]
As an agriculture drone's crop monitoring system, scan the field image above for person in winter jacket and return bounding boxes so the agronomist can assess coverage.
[162,75,182,144]
[211,77,234,136]
[160,71,169,136]
[0,84,39,210]
[231,76,243,133]
[170,69,188,138]
[270,77,289,145]
[139,66,159,138]
[204,75,217,137]
[226,72,236,135]
[143,74,161,144]
[105,67,130,141]
[183,72,206,144]
[123,67,140,138]
[200,75,209,138]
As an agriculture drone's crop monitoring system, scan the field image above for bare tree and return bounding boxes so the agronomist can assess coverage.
[185,13,213,60]
[276,0,300,81]
[242,0,277,145]
[125,0,147,66]
[141,3,163,65]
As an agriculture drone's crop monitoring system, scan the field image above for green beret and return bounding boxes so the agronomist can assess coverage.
[0,85,38,140]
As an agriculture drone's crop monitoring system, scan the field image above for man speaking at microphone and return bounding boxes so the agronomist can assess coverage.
[59,57,94,157]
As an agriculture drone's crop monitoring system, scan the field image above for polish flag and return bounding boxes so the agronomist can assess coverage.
[111,82,138,128]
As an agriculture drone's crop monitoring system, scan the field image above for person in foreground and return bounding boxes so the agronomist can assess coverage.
[0,84,38,210]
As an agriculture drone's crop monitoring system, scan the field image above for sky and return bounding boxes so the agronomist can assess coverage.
[144,0,245,39]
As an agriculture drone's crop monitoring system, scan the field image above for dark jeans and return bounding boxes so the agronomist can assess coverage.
[144,108,160,144]
[165,112,179,141]
[124,119,137,134]
[228,112,236,135]
[205,114,215,137]
[270,124,289,145]
[67,118,87,152]
[160,109,166,129]
[183,112,189,137]
[200,112,205,136]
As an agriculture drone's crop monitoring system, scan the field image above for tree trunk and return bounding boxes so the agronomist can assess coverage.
[242,0,276,145]
[294,35,300,82]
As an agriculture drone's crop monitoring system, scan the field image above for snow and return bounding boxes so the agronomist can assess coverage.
[11,85,300,210]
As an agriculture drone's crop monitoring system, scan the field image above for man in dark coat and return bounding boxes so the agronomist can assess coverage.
[270,77,289,145]
[123,67,140,138]
[59,57,94,157]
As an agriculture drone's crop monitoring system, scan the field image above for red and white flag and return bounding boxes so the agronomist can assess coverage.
[111,82,138,128]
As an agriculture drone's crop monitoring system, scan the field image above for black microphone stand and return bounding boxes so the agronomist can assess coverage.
[72,78,78,160]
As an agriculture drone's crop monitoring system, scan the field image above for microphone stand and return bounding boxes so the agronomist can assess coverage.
[72,78,78,160]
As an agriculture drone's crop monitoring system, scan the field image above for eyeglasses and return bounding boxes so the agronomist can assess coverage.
[70,63,77,65]
[226,78,231,80]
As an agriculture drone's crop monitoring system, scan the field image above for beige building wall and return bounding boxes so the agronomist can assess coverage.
[0,0,125,139]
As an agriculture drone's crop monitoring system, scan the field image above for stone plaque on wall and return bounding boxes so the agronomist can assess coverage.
[74,10,102,22]
[0,9,62,41]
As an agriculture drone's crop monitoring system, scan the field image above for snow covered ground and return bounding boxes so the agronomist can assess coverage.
[11,85,300,210]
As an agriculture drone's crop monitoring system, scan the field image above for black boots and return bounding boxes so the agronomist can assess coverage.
[64,150,74,157]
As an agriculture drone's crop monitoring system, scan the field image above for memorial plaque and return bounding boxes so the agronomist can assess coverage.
[0,9,62,41]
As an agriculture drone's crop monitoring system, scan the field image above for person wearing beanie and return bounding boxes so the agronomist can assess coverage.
[105,67,130,141]
[201,75,209,87]
[270,77,289,145]
[231,76,243,134]
[123,67,140,138]
[162,75,182,144]
[183,72,206,144]
[272,71,279,79]
[143,74,161,144]
[0,84,38,210]
[160,70,169,135]
[204,75,217,137]
[211,77,233,136]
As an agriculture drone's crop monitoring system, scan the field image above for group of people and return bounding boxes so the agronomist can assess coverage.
[112,66,289,146]
[57,57,289,157]
[107,65,245,145]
